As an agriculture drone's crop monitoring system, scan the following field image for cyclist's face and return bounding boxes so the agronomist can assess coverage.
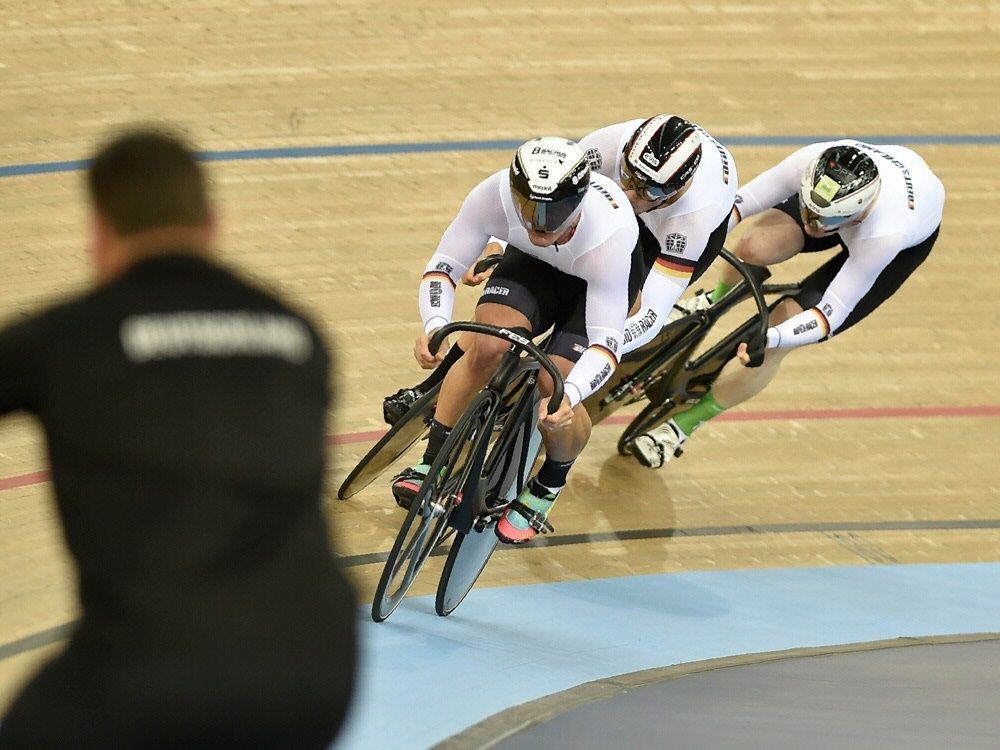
[623,181,692,215]
[527,218,580,247]
[800,205,852,237]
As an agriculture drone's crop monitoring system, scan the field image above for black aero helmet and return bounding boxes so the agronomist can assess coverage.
[509,136,590,234]
[620,115,702,201]
[799,145,881,231]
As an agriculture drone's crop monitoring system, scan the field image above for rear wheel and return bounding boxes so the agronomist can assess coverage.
[371,391,496,622]
[338,384,440,500]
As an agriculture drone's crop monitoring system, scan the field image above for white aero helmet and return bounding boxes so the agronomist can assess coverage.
[509,136,590,235]
[799,144,881,232]
[620,115,702,201]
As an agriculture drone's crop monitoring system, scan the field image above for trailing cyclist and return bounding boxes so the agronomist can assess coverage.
[629,141,946,468]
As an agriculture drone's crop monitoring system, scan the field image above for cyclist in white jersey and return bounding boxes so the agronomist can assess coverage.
[383,115,736,420]
[630,141,946,469]
[578,115,737,355]
[392,136,639,543]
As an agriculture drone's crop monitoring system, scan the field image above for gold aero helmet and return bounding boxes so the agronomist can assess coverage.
[509,137,590,234]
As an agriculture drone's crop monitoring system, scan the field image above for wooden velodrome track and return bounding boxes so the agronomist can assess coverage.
[1,0,998,716]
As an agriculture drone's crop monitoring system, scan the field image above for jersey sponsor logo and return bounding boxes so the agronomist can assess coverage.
[585,147,602,171]
[664,232,688,254]
[605,336,619,354]
[821,302,834,317]
[483,285,510,297]
[435,261,454,274]
[735,194,744,204]
[589,181,620,208]
[589,362,613,391]
[120,311,313,364]
[622,309,658,344]
[852,142,915,209]
[793,319,818,336]
[571,343,586,354]
[429,280,443,308]
[695,125,730,184]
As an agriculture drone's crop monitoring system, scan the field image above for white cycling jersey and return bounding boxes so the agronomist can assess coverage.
[418,170,638,407]
[734,140,945,347]
[579,119,738,354]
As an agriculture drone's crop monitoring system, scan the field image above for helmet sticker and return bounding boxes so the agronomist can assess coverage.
[814,174,841,202]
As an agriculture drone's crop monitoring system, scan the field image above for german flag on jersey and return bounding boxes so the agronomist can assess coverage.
[653,254,697,281]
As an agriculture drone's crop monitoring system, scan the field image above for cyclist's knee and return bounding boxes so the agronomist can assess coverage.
[735,229,776,266]
[735,225,801,267]
[537,356,574,398]
[769,296,803,325]
[464,333,509,375]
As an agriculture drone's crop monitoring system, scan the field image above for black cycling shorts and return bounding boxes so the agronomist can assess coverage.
[477,242,644,362]
[792,225,940,336]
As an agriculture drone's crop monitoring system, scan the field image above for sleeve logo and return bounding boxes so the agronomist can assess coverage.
[664,233,687,255]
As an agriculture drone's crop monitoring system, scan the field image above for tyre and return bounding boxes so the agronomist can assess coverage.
[371,390,495,622]
[338,384,440,500]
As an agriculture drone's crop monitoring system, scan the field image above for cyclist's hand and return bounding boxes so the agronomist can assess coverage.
[414,331,448,369]
[737,334,766,368]
[462,242,504,286]
[539,395,574,431]
[461,266,491,286]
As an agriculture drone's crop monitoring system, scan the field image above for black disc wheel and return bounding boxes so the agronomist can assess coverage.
[371,391,496,622]
[338,384,440,500]
[435,390,543,616]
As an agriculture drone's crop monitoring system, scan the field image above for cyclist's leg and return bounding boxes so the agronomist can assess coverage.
[391,248,552,506]
[496,274,597,543]
[713,197,836,296]
[630,244,848,468]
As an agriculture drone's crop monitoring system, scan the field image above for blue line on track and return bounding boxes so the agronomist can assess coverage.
[1,134,998,179]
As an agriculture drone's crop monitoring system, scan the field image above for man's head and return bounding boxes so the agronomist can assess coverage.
[87,128,214,282]
[798,144,881,237]
[619,115,702,214]
[509,136,590,247]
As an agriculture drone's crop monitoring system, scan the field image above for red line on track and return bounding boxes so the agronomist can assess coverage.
[3,404,997,493]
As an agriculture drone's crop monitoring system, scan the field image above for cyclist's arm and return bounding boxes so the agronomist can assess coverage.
[765,232,907,349]
[620,206,722,355]
[562,231,633,408]
[577,121,637,179]
[419,175,508,333]
[733,143,830,225]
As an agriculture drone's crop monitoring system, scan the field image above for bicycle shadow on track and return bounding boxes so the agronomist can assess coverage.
[567,451,677,534]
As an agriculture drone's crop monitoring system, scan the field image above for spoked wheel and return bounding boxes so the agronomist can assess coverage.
[616,398,680,456]
[337,384,440,500]
[371,391,496,622]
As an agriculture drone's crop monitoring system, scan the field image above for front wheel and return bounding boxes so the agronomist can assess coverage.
[371,391,496,622]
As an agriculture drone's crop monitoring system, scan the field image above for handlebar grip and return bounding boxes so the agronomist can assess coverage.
[719,249,771,343]
[428,322,564,413]
[472,254,503,277]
